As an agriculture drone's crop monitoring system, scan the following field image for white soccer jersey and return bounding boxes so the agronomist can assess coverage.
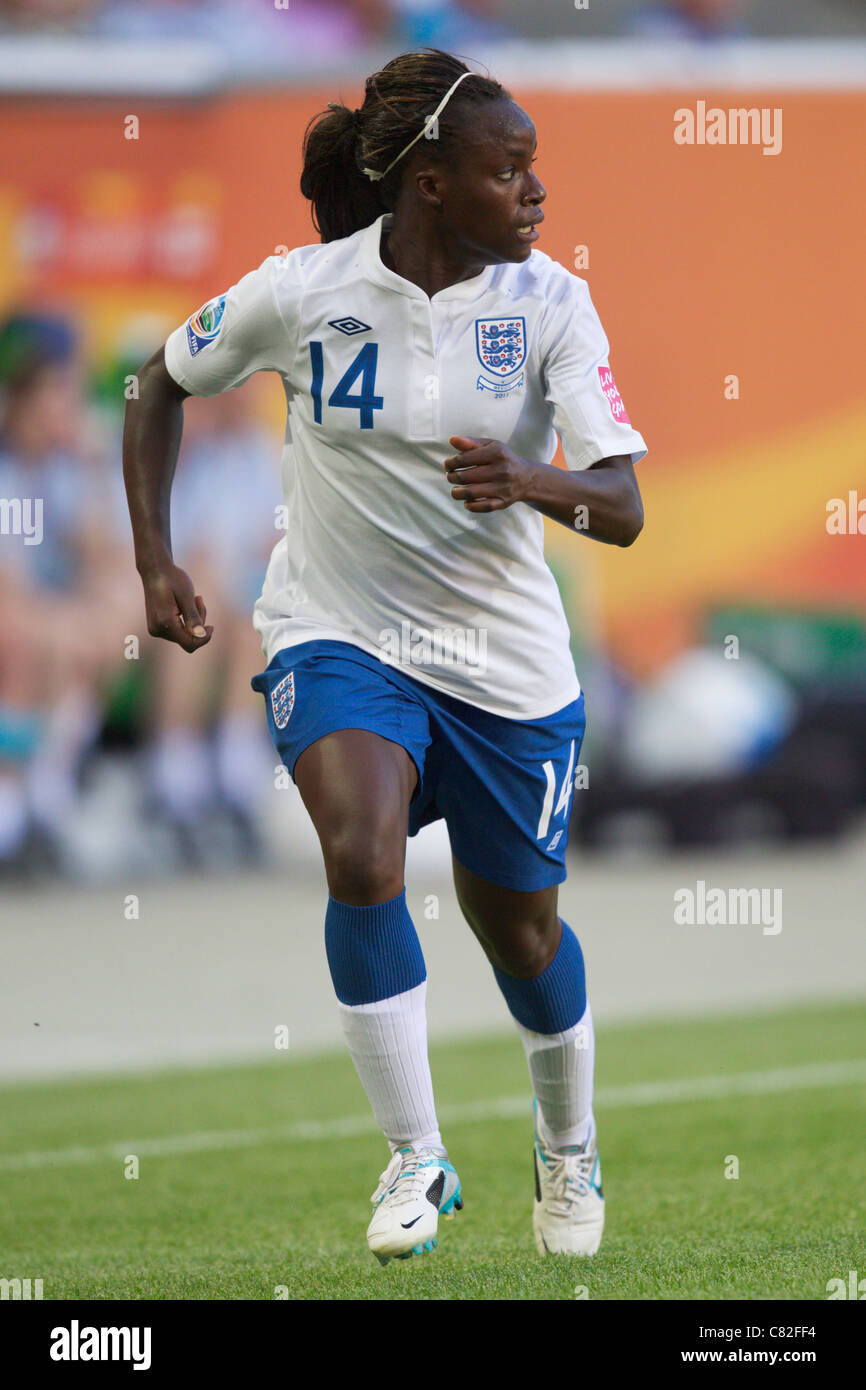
[164,213,647,719]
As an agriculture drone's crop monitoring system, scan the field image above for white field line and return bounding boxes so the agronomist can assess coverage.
[1,1057,864,1175]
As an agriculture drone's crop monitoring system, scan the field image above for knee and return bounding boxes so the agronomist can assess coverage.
[320,819,405,906]
[472,912,562,980]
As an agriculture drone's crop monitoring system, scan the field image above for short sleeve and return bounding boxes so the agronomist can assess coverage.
[539,270,647,471]
[164,255,296,397]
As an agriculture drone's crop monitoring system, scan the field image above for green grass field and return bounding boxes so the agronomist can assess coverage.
[1,1000,864,1301]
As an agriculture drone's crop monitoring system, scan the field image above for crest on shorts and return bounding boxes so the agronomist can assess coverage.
[271,672,295,730]
[185,294,227,357]
[475,317,526,394]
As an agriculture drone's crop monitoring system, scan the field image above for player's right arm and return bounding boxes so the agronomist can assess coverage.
[123,255,297,652]
[123,346,212,652]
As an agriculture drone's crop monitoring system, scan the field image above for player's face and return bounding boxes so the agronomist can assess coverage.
[430,100,546,265]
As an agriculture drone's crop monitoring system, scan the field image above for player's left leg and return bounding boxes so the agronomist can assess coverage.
[451,861,603,1256]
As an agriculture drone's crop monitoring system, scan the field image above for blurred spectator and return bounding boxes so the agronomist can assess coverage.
[0,0,511,56]
[389,0,511,47]
[0,0,98,32]
[0,313,138,875]
[0,0,392,61]
[627,0,750,40]
[620,647,795,781]
[0,309,281,879]
[92,0,391,64]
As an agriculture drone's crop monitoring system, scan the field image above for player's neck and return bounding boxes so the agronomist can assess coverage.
[380,220,488,300]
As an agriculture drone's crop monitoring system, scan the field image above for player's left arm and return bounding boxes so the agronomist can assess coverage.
[443,437,644,547]
[454,269,648,542]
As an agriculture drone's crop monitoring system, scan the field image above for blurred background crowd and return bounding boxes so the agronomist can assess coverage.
[2,0,866,52]
[0,309,282,880]
[1,0,864,885]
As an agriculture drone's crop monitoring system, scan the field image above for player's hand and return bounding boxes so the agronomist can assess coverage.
[443,435,537,512]
[141,562,213,652]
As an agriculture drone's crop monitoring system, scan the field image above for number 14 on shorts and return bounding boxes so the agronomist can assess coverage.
[537,739,576,848]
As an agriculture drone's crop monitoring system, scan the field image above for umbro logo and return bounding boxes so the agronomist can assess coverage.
[328,316,371,336]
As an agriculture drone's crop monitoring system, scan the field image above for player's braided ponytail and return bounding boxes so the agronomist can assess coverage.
[300,49,507,243]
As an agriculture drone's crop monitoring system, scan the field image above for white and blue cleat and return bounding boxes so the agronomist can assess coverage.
[533,1103,605,1256]
[367,1146,463,1265]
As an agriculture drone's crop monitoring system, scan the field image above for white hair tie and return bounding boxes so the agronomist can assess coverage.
[362,70,473,183]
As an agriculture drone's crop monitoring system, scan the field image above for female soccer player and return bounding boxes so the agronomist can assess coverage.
[124,48,647,1265]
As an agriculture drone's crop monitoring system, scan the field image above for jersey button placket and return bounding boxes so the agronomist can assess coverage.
[409,304,437,440]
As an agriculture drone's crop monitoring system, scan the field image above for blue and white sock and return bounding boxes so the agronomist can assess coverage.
[493,920,596,1152]
[517,1004,596,1152]
[326,890,443,1155]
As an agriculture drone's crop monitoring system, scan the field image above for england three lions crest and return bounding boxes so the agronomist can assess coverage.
[475,317,526,395]
[271,672,295,730]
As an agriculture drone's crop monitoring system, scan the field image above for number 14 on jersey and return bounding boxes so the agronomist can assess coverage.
[309,341,384,430]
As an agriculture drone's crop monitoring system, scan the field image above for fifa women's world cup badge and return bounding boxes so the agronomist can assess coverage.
[185,295,227,357]
[475,317,526,396]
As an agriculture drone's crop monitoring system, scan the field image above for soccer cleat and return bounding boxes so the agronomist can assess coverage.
[367,1146,463,1265]
[532,1106,604,1257]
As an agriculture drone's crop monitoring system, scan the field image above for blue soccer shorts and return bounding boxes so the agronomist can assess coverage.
[251,639,585,892]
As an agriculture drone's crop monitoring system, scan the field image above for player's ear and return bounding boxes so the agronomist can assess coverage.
[414,168,445,208]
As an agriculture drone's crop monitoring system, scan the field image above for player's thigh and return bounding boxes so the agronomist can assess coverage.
[451,855,560,978]
[294,729,418,901]
[437,693,585,965]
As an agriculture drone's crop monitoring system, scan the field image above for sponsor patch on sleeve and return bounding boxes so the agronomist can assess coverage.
[185,294,227,357]
[597,365,631,425]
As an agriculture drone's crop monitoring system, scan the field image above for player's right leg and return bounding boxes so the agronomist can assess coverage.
[295,727,462,1262]
[250,642,462,1263]
[295,729,462,1262]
